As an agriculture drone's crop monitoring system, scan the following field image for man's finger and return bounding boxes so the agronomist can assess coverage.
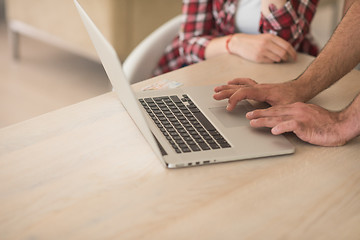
[246,105,296,119]
[271,120,298,135]
[249,116,289,128]
[214,84,243,93]
[227,87,267,111]
[227,78,258,86]
[213,89,237,100]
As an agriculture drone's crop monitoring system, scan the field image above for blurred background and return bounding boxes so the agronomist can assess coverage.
[0,0,344,128]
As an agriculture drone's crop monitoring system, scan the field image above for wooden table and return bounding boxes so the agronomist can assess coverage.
[1,54,359,239]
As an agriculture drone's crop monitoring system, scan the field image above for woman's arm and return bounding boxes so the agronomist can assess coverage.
[205,33,297,63]
[261,0,286,16]
[205,0,298,63]
[178,0,217,64]
[260,0,319,56]
[154,0,217,75]
[205,0,297,63]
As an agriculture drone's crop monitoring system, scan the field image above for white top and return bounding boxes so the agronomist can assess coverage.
[235,0,262,34]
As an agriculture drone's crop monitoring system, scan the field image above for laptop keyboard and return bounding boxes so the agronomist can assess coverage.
[139,94,231,154]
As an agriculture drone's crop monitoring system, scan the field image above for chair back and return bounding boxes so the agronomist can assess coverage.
[123,15,182,84]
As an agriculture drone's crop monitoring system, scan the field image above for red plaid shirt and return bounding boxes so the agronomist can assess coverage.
[154,0,319,76]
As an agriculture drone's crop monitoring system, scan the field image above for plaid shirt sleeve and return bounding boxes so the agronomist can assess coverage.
[153,0,217,76]
[260,0,319,56]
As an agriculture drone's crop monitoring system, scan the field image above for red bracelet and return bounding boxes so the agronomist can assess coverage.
[225,34,234,54]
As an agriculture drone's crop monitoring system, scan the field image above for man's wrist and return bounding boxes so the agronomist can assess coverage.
[289,77,314,103]
[338,100,360,143]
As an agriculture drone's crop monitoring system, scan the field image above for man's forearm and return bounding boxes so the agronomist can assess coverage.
[343,0,359,15]
[294,0,360,102]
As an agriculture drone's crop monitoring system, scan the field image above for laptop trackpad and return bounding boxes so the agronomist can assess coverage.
[209,104,251,128]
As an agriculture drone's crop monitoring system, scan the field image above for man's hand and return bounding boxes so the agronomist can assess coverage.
[246,102,349,146]
[213,78,307,111]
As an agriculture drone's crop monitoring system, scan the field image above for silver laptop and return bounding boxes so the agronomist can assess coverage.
[74,0,294,168]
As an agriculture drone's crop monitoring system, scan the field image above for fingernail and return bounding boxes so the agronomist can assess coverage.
[226,104,231,111]
[272,126,279,134]
[249,119,257,126]
[246,111,253,118]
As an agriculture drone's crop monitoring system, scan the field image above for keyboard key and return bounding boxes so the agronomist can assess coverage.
[198,143,211,150]
[193,112,216,131]
[170,95,182,103]
[180,132,189,137]
[220,143,231,148]
[175,125,184,130]
[182,147,191,153]
[178,129,187,134]
[178,143,188,149]
[195,138,205,143]
[189,130,197,135]
[169,117,178,122]
[158,117,167,122]
[200,132,210,137]
[209,143,220,149]
[144,98,154,103]
[175,139,185,144]
[209,130,220,136]
[213,135,224,140]
[203,135,212,140]
[189,144,201,152]
[185,126,195,131]
[170,132,179,137]
[216,139,228,145]
[192,134,201,139]
[153,110,162,115]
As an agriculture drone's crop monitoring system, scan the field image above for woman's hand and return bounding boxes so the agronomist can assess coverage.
[228,33,297,63]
